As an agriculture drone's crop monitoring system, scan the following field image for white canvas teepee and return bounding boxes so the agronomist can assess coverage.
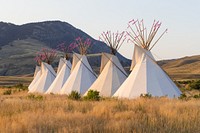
[34,65,41,78]
[114,45,182,98]
[114,19,181,99]
[28,65,41,91]
[60,53,97,95]
[45,59,72,94]
[29,62,56,93]
[86,53,127,97]
[57,58,66,74]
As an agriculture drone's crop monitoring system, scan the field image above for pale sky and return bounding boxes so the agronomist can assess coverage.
[0,0,200,60]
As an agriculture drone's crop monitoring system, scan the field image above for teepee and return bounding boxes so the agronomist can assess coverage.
[29,62,56,93]
[86,31,127,97]
[114,19,182,99]
[60,38,97,95]
[57,58,67,74]
[28,65,41,91]
[45,58,72,94]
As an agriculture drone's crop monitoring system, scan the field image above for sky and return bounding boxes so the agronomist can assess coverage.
[0,0,200,60]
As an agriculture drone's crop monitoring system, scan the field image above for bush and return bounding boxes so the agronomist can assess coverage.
[68,91,81,100]
[178,93,187,100]
[27,94,43,101]
[189,80,200,90]
[84,90,100,101]
[193,94,200,99]
[178,80,192,84]
[3,89,12,95]
[140,93,152,98]
[15,83,28,91]
[15,83,23,89]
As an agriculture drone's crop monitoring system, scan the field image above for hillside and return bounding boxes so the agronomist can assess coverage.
[0,21,130,76]
[158,55,200,79]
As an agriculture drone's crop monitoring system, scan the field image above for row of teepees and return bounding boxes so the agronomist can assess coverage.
[28,19,182,99]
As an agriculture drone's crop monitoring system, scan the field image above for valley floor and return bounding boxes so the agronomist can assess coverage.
[0,90,200,133]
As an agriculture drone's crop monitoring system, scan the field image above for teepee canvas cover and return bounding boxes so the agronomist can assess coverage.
[86,53,127,97]
[71,53,82,71]
[114,45,182,98]
[34,65,41,78]
[60,53,96,95]
[29,62,56,93]
[57,58,66,74]
[28,65,41,91]
[45,59,72,94]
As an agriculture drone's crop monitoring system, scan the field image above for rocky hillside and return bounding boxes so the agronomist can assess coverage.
[0,21,130,76]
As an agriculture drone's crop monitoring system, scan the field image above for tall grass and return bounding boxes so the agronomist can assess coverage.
[0,94,200,133]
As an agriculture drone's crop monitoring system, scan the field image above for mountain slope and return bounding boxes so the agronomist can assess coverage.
[0,21,130,76]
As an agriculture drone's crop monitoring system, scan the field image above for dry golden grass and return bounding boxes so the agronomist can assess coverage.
[0,91,200,133]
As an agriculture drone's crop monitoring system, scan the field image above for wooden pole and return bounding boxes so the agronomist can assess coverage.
[146,20,156,49]
[149,29,167,50]
[128,24,144,47]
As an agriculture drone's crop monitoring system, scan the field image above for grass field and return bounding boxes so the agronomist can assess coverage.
[0,88,200,133]
[0,76,200,132]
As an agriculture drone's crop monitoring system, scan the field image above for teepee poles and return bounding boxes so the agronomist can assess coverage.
[98,30,128,76]
[57,42,73,60]
[34,48,57,65]
[127,19,167,51]
[146,21,161,47]
[71,37,92,55]
[149,29,168,51]
[99,31,126,55]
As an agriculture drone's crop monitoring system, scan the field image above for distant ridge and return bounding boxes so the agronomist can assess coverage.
[0,21,130,76]
[158,55,200,79]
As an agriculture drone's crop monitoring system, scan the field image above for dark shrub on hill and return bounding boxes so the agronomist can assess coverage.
[189,80,200,90]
